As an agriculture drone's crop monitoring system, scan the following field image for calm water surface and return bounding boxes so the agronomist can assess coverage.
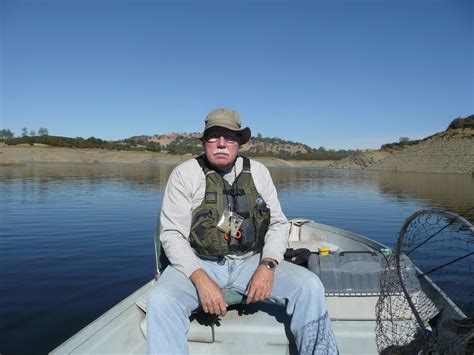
[1,163,473,355]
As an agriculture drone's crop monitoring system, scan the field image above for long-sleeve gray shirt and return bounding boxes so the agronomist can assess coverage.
[159,156,290,278]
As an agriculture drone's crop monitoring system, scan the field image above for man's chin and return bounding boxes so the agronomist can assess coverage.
[213,155,230,163]
[212,159,232,171]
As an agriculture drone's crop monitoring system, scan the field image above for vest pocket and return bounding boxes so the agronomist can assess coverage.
[238,218,254,249]
[253,206,271,249]
[190,208,220,255]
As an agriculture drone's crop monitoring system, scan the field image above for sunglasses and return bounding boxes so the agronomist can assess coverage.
[205,134,239,144]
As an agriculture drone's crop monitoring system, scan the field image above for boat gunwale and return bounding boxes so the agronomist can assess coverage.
[49,280,154,354]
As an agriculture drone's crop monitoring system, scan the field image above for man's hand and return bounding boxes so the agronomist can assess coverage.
[190,269,228,316]
[245,260,275,304]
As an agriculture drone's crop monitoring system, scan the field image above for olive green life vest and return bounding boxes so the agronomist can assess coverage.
[189,155,271,259]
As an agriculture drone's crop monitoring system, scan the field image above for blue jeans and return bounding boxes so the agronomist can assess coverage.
[147,253,337,354]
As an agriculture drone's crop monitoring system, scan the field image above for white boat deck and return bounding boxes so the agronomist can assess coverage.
[51,277,380,354]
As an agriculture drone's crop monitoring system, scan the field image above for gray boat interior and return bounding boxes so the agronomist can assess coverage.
[50,220,465,354]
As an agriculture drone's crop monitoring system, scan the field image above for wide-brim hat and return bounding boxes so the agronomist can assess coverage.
[200,108,251,145]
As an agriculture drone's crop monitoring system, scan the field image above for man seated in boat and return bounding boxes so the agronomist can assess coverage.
[147,108,337,354]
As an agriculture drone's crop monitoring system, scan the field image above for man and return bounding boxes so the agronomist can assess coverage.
[147,109,337,354]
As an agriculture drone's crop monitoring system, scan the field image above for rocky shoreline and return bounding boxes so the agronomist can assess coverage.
[1,129,472,174]
[367,130,474,174]
[326,129,473,175]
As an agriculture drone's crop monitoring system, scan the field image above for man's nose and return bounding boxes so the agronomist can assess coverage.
[217,136,226,147]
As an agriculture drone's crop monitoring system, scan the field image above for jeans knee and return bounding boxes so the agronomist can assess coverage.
[147,285,176,315]
[299,270,326,299]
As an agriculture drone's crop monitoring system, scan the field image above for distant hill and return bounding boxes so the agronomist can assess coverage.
[2,114,472,167]
[123,132,355,160]
[329,127,473,174]
[327,114,474,173]
[0,131,354,160]
[367,128,474,174]
[3,135,161,152]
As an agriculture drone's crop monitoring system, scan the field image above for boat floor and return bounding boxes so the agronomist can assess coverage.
[51,280,379,354]
[187,310,378,355]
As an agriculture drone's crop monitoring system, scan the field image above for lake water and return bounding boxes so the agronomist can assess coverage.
[1,163,473,355]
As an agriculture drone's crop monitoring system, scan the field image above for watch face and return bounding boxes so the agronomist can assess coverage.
[262,261,275,270]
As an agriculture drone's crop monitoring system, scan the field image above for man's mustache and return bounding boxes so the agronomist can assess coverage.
[214,149,229,155]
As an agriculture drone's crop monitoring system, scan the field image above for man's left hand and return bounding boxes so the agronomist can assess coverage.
[245,261,275,303]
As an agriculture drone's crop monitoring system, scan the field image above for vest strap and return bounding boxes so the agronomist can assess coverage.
[196,155,211,174]
[242,156,250,172]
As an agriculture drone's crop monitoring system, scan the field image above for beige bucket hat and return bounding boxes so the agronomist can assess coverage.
[200,108,251,145]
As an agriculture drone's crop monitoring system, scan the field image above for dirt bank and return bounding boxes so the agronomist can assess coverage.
[0,144,332,168]
[325,129,473,175]
[327,150,390,170]
[367,129,474,174]
[3,129,471,174]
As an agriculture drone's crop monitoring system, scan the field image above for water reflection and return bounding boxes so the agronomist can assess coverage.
[2,164,473,220]
[268,167,473,221]
[1,163,473,355]
[0,163,174,187]
[0,164,175,206]
[374,172,474,220]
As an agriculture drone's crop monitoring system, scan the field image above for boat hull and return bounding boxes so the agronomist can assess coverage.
[50,219,463,354]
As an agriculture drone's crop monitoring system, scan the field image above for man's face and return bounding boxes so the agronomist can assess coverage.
[203,128,240,171]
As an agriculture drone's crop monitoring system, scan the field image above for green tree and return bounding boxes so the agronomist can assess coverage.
[29,130,37,136]
[448,115,474,130]
[146,141,161,152]
[21,127,28,137]
[38,127,49,136]
[0,129,15,140]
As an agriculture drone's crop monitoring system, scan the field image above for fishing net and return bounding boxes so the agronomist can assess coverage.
[375,209,474,354]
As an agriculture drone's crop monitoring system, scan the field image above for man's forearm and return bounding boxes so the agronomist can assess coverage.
[190,268,208,285]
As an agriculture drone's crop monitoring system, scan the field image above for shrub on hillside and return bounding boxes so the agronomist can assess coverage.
[381,139,420,151]
[4,135,149,151]
[448,114,474,130]
[165,136,201,155]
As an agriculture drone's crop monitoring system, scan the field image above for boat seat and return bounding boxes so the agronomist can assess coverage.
[222,288,246,305]
[137,287,245,341]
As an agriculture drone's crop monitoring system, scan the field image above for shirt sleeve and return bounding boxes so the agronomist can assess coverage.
[251,161,290,264]
[159,164,202,278]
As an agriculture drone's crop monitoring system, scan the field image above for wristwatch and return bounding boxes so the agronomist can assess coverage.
[260,259,277,271]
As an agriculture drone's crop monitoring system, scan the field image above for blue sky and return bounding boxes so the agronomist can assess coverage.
[1,0,472,149]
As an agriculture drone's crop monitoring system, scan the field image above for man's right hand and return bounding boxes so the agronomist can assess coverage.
[190,268,228,316]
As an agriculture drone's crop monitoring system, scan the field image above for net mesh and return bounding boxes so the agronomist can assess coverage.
[375,209,474,354]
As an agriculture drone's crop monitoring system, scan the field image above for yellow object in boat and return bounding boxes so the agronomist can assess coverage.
[318,247,330,255]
